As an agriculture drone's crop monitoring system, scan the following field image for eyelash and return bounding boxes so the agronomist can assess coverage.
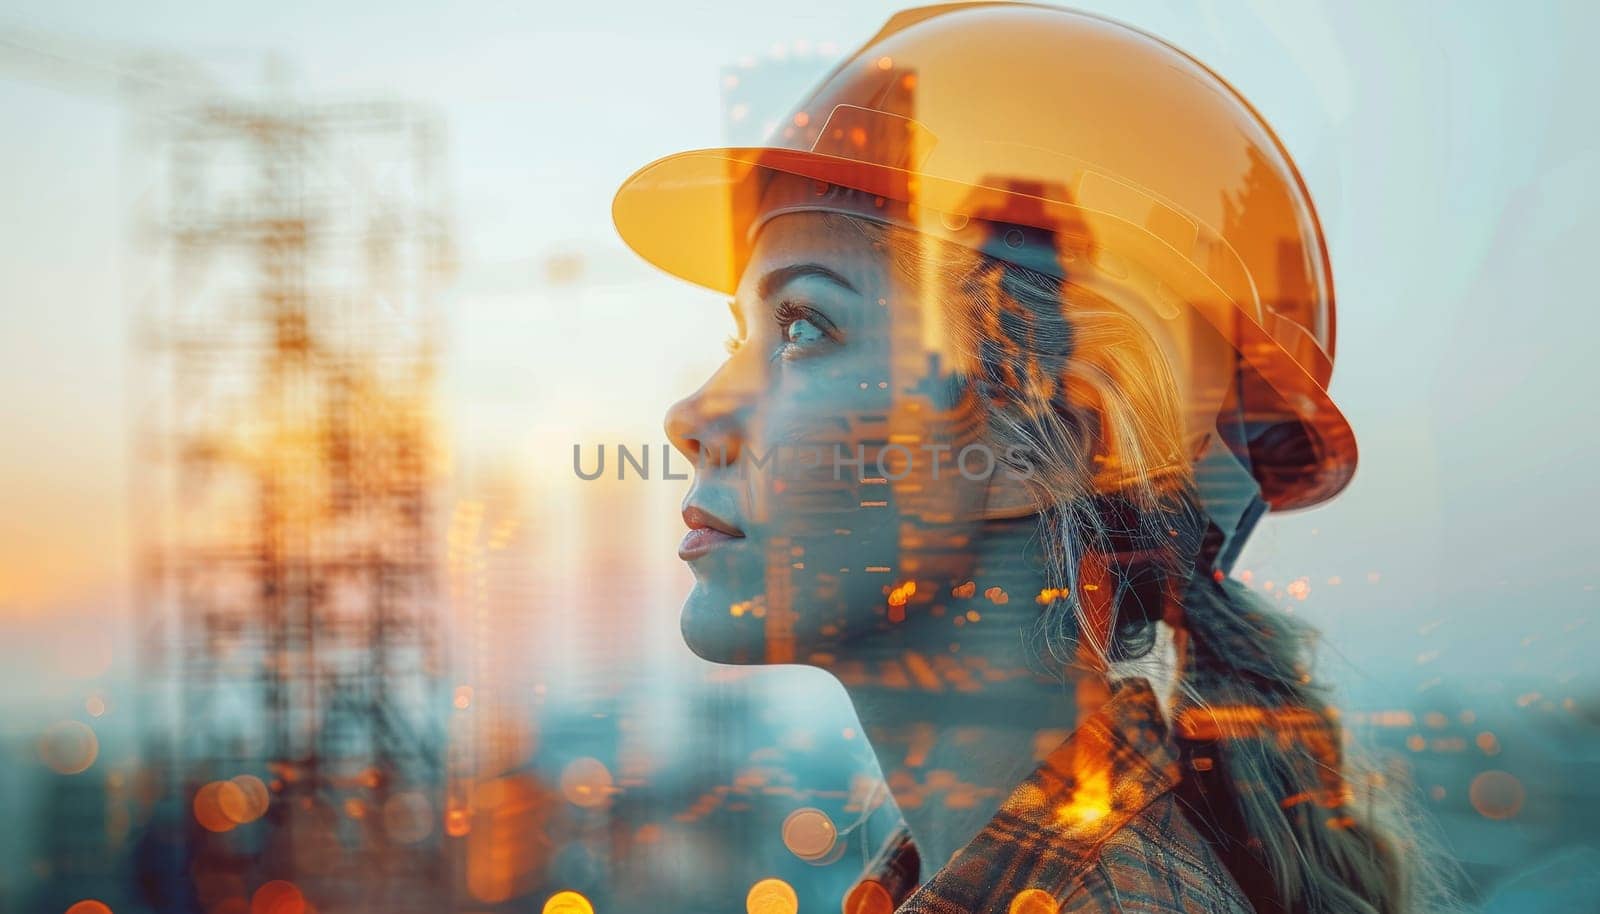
[774,300,840,360]
[723,300,840,357]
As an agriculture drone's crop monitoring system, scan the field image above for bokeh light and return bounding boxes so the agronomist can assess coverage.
[542,890,596,914]
[1469,770,1526,820]
[37,720,98,774]
[445,805,471,837]
[194,781,238,833]
[780,807,837,862]
[221,775,271,825]
[842,880,895,914]
[382,791,434,844]
[1475,731,1501,756]
[745,877,798,914]
[1008,888,1060,914]
[559,757,614,809]
[250,880,305,914]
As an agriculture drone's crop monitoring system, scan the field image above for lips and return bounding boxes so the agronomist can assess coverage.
[679,504,745,560]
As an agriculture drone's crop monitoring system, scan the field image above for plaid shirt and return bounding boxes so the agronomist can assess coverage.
[845,678,1253,914]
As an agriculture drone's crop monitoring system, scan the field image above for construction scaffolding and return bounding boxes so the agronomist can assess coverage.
[130,93,455,914]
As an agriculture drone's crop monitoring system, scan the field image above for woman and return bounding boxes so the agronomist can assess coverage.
[614,5,1434,912]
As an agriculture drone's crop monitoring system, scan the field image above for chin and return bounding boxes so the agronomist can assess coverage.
[678,582,772,665]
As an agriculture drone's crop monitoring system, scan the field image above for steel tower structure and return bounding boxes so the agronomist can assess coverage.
[131,93,454,913]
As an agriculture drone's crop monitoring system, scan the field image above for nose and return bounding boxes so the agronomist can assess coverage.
[664,383,744,470]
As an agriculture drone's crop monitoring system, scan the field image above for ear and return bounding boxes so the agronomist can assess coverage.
[981,454,1041,519]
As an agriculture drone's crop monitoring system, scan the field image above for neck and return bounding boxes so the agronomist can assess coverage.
[829,518,1103,871]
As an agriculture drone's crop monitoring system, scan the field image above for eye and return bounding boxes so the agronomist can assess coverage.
[773,300,839,360]
[785,317,826,345]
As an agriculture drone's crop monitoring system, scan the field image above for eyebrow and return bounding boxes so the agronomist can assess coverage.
[756,263,859,300]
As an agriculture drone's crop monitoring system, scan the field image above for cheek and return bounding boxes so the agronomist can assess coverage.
[745,355,887,524]
[740,358,991,643]
[732,359,893,639]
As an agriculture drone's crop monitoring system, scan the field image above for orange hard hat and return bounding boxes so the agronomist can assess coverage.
[614,2,1356,533]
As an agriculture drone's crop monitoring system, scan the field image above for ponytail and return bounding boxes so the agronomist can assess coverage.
[1171,572,1431,914]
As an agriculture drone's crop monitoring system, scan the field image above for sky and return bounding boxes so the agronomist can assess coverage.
[1,0,1597,708]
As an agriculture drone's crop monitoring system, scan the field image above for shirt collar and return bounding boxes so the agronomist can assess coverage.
[846,677,1181,912]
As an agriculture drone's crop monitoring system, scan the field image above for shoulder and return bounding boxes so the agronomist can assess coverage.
[1061,794,1254,914]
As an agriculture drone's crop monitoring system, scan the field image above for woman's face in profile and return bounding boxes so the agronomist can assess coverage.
[665,212,993,665]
